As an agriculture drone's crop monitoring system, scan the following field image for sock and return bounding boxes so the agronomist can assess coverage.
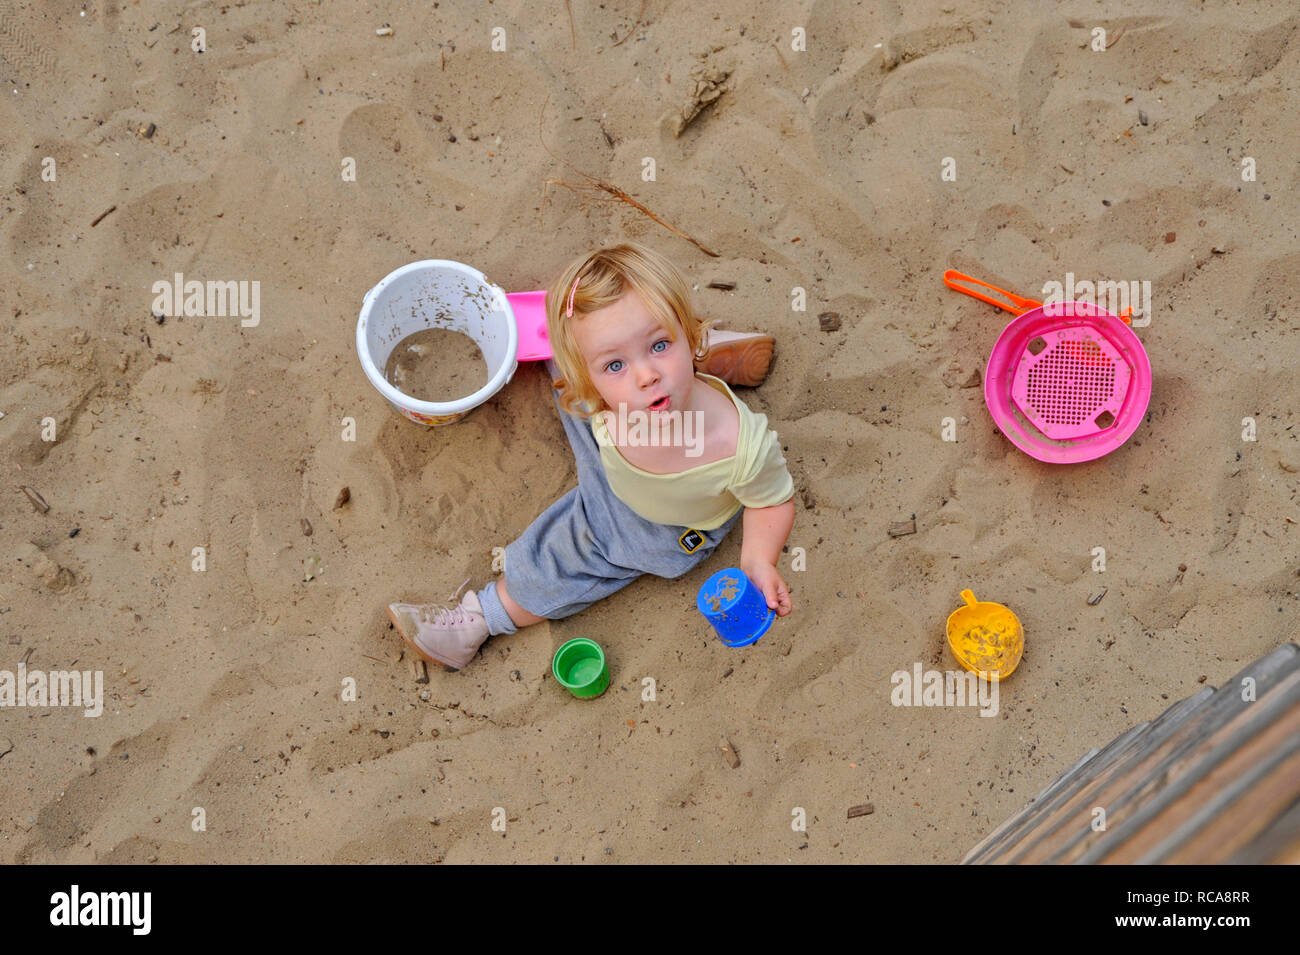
[477,580,519,637]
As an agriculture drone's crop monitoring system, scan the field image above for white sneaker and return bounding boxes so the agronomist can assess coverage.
[388,577,490,671]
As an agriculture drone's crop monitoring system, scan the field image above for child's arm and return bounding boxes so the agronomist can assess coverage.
[739,496,796,616]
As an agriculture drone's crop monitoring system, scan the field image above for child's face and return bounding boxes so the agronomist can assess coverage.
[572,290,696,415]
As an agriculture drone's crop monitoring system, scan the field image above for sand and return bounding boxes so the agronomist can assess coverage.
[384,328,489,403]
[1,1,1297,864]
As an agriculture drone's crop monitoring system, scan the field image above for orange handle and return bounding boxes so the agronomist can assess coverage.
[943,269,1042,316]
[945,269,1136,325]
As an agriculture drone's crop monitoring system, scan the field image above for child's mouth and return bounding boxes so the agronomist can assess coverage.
[649,395,669,411]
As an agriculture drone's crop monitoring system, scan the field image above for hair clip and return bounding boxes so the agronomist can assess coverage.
[565,272,583,318]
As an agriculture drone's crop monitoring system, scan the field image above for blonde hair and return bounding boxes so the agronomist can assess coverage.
[546,242,715,417]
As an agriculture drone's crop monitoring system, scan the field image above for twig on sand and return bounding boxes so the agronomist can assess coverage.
[565,0,576,51]
[772,42,789,72]
[536,94,719,257]
[20,486,50,513]
[90,205,117,227]
[1106,26,1126,49]
[720,737,741,769]
[612,0,646,47]
[545,176,719,257]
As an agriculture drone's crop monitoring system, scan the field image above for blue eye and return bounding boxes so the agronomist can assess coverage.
[604,339,669,373]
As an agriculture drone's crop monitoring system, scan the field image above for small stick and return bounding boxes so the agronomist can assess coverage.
[720,737,740,769]
[772,43,789,72]
[546,176,719,257]
[1105,26,1126,49]
[565,0,575,51]
[847,803,875,819]
[611,0,646,46]
[90,205,117,227]
[20,486,50,513]
[537,95,718,257]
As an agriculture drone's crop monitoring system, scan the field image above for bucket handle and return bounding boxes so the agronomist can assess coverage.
[944,269,1135,325]
[960,588,978,607]
[943,270,1041,315]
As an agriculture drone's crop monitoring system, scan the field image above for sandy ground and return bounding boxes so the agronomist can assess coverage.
[1,0,1298,863]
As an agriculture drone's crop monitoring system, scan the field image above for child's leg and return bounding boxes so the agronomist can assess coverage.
[476,482,644,636]
[475,577,541,638]
[476,359,744,638]
[474,367,607,636]
[390,364,640,666]
[497,578,546,628]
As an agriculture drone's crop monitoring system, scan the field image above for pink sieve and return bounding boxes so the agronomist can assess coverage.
[1011,326,1132,440]
[945,271,1152,464]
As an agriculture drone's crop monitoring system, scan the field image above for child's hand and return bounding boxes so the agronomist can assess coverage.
[742,561,792,617]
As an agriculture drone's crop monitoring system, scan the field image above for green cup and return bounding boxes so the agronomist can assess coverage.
[552,638,610,699]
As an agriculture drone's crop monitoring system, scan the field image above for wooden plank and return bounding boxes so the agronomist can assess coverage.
[1032,669,1300,863]
[980,694,1220,863]
[964,723,1158,864]
[1000,664,1298,864]
[1119,697,1300,863]
[972,645,1298,864]
[960,747,1101,863]
[967,689,1218,863]
[1158,748,1300,864]
[1055,670,1300,863]
[1229,795,1300,864]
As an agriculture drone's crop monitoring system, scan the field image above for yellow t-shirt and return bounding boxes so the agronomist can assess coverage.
[589,373,794,530]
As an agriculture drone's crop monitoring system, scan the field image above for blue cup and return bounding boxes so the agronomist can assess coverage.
[697,568,775,647]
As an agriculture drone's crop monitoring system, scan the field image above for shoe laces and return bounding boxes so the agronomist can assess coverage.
[415,577,474,626]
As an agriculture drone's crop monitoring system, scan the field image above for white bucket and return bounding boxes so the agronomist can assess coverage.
[356,260,518,426]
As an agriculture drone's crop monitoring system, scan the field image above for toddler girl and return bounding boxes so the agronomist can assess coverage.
[388,242,796,670]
